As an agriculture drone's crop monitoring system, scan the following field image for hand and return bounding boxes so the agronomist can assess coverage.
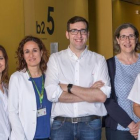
[128,121,139,138]
[59,83,67,92]
[91,81,104,89]
[131,121,140,138]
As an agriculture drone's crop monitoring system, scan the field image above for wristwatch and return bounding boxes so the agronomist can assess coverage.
[67,84,73,93]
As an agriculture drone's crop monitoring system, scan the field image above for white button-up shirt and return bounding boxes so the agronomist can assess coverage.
[45,47,111,118]
[128,73,140,104]
[0,84,11,140]
[128,73,140,140]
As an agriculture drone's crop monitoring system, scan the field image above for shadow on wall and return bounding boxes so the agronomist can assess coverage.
[88,0,97,52]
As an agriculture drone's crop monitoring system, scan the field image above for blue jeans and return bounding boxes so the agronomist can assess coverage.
[51,119,101,140]
[105,128,137,140]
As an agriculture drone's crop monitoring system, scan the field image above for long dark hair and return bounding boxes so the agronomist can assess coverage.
[16,36,49,73]
[0,45,9,83]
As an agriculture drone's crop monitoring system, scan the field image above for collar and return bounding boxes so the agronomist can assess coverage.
[67,46,88,59]
[19,69,31,81]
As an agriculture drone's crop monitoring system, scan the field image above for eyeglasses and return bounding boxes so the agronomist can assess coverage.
[119,34,136,41]
[68,29,88,35]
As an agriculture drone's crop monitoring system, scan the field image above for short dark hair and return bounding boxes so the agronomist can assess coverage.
[16,36,49,73]
[0,45,9,83]
[114,23,140,53]
[67,16,89,31]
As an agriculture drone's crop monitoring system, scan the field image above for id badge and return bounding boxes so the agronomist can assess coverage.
[37,108,47,117]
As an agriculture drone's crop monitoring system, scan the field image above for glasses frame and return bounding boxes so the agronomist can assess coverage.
[68,29,88,35]
[119,34,136,41]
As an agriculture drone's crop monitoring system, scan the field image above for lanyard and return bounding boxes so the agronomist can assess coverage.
[27,70,44,107]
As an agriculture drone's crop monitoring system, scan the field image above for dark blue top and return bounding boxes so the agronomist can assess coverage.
[30,75,52,139]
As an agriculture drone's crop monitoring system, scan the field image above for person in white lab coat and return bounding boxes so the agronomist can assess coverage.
[8,36,52,140]
[0,45,11,140]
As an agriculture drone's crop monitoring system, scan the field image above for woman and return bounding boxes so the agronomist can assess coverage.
[103,23,140,140]
[0,45,11,140]
[8,36,52,140]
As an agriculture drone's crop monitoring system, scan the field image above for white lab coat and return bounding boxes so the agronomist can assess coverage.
[8,70,37,140]
[0,84,11,140]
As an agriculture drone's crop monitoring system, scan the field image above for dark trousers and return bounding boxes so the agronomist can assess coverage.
[33,138,50,140]
[106,128,137,140]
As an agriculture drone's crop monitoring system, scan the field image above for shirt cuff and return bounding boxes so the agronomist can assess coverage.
[100,86,111,98]
[46,85,63,102]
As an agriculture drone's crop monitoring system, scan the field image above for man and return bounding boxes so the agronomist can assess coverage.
[45,16,111,140]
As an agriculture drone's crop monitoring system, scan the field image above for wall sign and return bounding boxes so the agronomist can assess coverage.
[36,6,55,35]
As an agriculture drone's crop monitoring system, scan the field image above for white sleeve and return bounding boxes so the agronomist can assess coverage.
[8,74,27,140]
[95,56,111,98]
[128,74,140,104]
[0,97,9,140]
[45,54,63,102]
